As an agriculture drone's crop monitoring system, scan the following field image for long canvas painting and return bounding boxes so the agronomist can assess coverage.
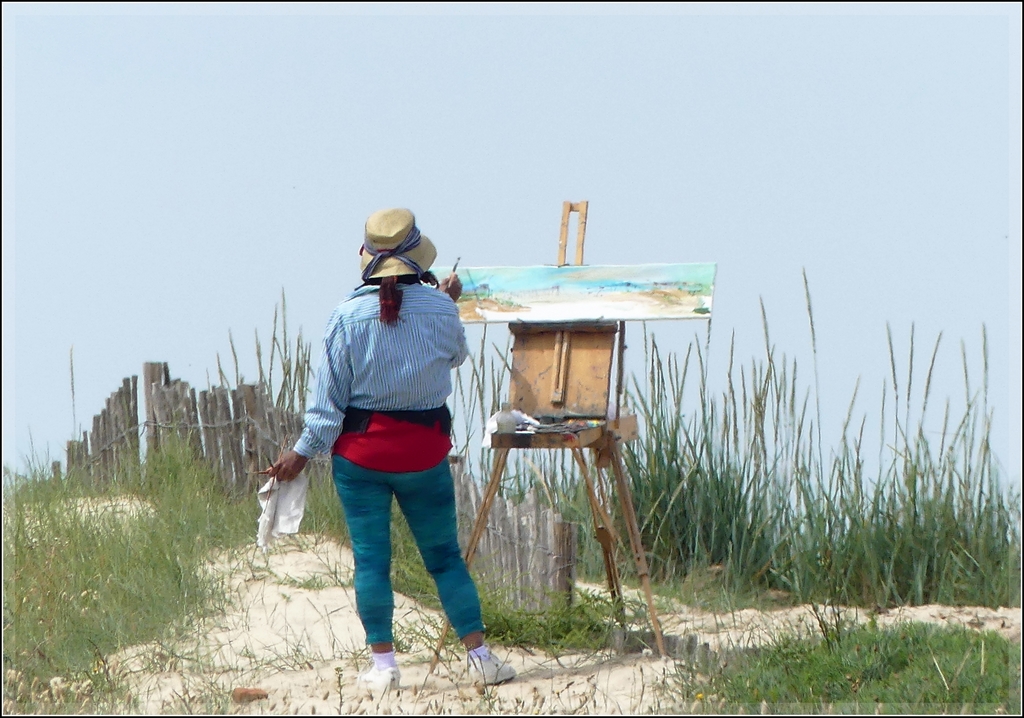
[455,263,716,324]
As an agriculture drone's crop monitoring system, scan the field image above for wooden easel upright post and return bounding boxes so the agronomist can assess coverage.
[428,202,666,673]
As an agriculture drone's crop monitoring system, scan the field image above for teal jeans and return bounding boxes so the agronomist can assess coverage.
[331,455,484,645]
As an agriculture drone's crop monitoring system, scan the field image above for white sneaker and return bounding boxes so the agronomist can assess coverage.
[468,653,517,685]
[356,665,400,693]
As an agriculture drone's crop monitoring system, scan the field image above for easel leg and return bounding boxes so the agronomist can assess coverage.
[570,446,624,613]
[428,449,510,675]
[608,441,667,657]
[463,448,510,568]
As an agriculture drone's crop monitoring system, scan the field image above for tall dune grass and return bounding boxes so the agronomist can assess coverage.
[620,302,1018,608]
[622,324,1018,608]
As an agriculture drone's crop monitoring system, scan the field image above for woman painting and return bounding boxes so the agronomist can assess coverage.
[266,208,516,692]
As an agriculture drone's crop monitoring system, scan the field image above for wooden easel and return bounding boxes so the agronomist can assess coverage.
[428,202,665,673]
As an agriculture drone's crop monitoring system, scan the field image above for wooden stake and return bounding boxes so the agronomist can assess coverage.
[142,362,166,455]
[128,375,140,463]
[240,384,260,480]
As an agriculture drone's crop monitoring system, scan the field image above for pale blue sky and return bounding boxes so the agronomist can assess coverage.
[3,3,1021,490]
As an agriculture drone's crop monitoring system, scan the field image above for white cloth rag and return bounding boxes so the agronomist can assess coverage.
[256,472,309,553]
[482,409,540,448]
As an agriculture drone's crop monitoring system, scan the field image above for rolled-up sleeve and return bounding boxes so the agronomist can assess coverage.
[294,312,353,458]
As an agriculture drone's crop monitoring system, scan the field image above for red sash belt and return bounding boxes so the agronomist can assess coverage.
[333,411,451,472]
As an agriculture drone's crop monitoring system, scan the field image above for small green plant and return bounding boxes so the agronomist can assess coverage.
[808,598,853,654]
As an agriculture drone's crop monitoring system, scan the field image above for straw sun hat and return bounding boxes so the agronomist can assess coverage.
[360,208,437,280]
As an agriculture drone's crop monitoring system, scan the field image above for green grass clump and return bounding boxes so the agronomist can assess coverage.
[683,622,1020,713]
[2,441,259,711]
[480,589,639,654]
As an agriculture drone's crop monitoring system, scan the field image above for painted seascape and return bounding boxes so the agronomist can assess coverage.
[455,263,717,323]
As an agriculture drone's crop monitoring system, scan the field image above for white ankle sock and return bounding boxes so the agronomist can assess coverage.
[468,645,491,662]
[372,650,398,670]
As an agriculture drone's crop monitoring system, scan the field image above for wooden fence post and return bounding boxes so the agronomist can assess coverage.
[91,413,103,485]
[198,390,216,468]
[213,387,236,492]
[127,375,140,465]
[66,431,90,482]
[230,389,246,493]
[186,387,202,457]
[239,384,261,482]
[143,362,168,455]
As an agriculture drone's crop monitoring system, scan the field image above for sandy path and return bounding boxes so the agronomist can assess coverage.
[110,535,1021,715]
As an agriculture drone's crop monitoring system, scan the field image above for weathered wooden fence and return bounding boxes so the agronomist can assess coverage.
[142,362,304,494]
[65,376,140,485]
[451,456,578,610]
[67,362,303,495]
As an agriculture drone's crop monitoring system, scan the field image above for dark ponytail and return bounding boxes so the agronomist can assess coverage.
[368,273,435,325]
[379,276,401,325]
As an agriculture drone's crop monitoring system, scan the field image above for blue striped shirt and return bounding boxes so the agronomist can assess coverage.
[294,284,470,458]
